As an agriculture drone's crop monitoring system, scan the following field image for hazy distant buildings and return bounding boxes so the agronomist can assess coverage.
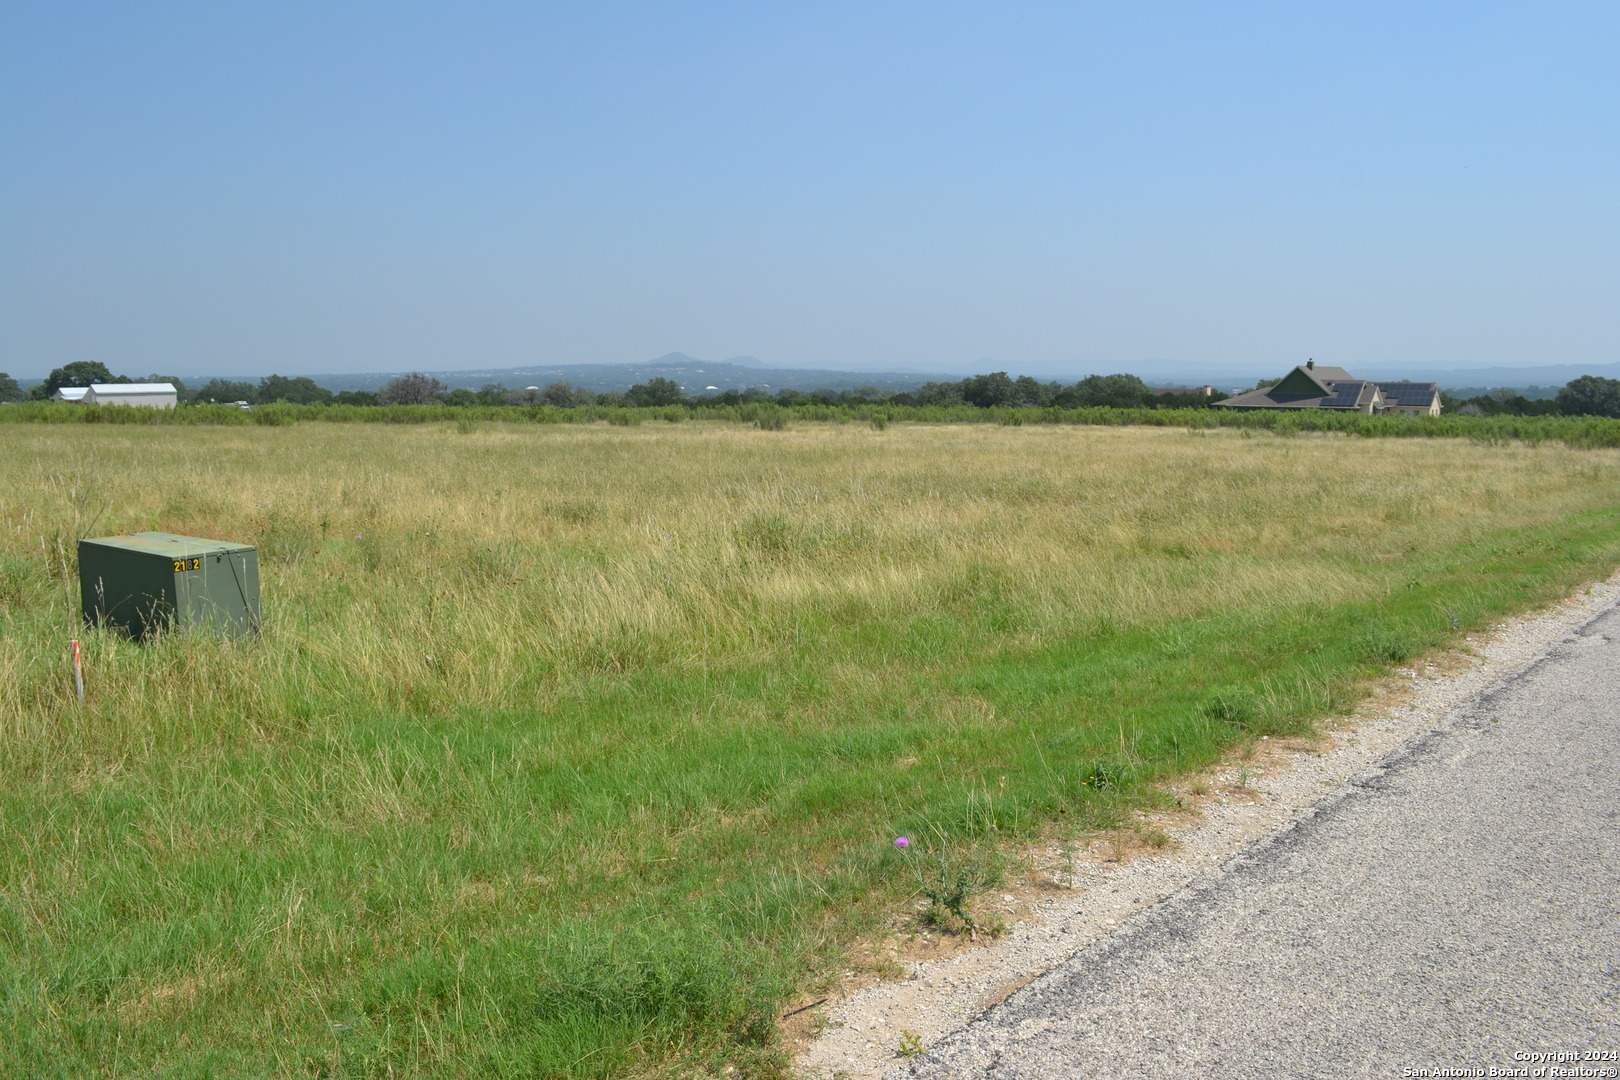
[1214,362,1441,416]
[53,383,179,408]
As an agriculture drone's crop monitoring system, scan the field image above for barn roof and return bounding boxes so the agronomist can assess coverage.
[89,383,177,394]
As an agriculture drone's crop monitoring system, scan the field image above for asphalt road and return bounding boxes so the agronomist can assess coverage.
[900,604,1620,1080]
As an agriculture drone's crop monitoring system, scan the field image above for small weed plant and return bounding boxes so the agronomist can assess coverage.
[912,839,1004,935]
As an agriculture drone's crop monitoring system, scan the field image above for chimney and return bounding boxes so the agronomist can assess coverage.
[1306,359,1315,370]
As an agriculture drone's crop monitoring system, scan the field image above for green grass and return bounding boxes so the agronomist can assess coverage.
[6,397,1620,449]
[3,422,1620,1076]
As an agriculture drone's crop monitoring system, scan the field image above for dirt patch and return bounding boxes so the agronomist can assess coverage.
[118,971,214,1024]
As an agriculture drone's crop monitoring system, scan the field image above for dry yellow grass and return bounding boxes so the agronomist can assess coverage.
[2,419,1619,1076]
[5,421,1615,748]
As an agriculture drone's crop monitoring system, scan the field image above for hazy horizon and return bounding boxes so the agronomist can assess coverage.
[16,350,1614,397]
[5,3,1616,381]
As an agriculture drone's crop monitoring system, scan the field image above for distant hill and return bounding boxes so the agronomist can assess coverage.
[306,356,960,395]
[1439,385,1563,401]
[1362,361,1620,390]
[28,352,1610,398]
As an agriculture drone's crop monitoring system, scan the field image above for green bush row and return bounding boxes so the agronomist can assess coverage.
[7,399,1620,448]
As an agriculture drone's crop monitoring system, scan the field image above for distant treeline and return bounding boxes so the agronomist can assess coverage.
[180,370,1221,410]
[7,364,1620,423]
[1441,383,1606,416]
[0,363,1217,410]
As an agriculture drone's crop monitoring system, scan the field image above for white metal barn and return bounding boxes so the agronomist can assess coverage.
[52,387,90,402]
[82,383,179,408]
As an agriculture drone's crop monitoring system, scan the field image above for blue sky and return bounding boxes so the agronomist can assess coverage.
[4,1,1616,380]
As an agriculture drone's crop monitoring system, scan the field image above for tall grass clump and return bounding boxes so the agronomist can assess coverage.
[3,422,1620,1075]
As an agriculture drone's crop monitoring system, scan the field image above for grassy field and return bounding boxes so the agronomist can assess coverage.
[8,397,1620,450]
[4,420,1620,1077]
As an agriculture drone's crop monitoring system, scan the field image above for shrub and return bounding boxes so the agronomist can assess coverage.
[378,373,448,406]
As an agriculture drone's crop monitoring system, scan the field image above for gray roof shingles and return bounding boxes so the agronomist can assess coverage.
[1216,369,1439,412]
[1218,379,1372,410]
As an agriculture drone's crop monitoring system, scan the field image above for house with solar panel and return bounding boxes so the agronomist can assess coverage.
[1213,361,1441,416]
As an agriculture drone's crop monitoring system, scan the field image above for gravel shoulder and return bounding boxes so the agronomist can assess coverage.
[795,574,1620,1080]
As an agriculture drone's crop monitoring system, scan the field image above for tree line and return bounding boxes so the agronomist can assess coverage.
[1442,376,1620,418]
[7,364,1620,418]
[0,361,188,402]
[353,371,1223,410]
[0,367,1217,409]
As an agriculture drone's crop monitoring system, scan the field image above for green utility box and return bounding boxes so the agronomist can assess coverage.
[79,532,260,639]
